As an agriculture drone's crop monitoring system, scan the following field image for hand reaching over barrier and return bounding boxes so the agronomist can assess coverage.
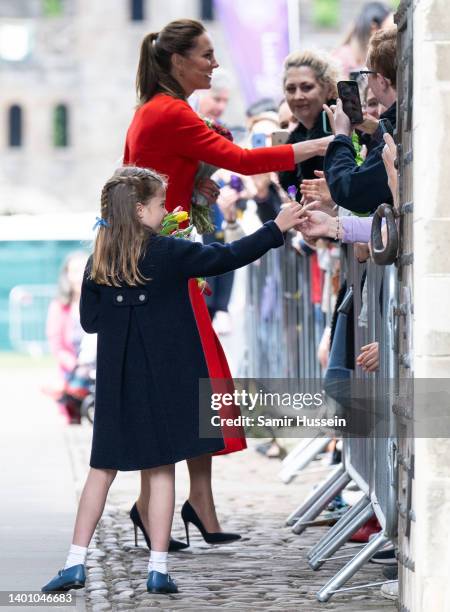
[381,133,398,205]
[356,342,379,373]
[300,170,335,213]
[296,209,340,241]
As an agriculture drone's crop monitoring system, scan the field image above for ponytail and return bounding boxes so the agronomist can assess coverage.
[136,19,206,106]
[136,32,162,105]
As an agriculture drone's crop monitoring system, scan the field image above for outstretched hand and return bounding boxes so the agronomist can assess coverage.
[382,132,398,201]
[300,170,334,210]
[355,113,379,135]
[274,201,305,233]
[356,342,379,373]
[295,209,337,240]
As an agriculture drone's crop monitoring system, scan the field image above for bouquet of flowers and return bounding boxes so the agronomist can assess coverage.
[160,209,192,237]
[160,209,212,296]
[191,117,234,235]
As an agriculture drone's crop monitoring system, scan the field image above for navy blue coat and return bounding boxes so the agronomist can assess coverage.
[323,102,397,213]
[80,221,284,470]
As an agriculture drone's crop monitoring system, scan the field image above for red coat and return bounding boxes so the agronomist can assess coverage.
[124,93,295,454]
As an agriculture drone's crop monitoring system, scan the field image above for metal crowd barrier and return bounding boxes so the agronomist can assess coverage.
[245,234,324,381]
[9,284,57,355]
[244,236,330,484]
[245,238,398,602]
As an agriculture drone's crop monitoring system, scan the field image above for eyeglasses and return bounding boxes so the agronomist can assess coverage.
[357,70,377,79]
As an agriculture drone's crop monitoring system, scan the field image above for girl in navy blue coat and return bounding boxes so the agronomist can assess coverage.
[41,166,304,596]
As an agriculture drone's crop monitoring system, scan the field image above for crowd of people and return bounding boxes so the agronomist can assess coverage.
[43,1,401,603]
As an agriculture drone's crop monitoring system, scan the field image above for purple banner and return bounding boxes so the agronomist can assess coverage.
[214,0,290,106]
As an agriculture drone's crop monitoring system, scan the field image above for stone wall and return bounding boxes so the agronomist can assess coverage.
[412,0,450,609]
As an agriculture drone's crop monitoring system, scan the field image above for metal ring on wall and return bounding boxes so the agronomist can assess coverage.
[370,203,399,266]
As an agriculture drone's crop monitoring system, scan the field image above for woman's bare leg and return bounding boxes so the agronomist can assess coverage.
[187,454,221,533]
[72,468,117,547]
[137,454,221,534]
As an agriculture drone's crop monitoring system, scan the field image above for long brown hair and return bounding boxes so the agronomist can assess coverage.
[91,166,167,287]
[136,19,206,105]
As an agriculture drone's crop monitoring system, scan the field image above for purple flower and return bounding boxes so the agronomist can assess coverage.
[287,185,297,200]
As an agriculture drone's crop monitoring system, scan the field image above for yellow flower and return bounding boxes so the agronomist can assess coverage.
[172,211,189,223]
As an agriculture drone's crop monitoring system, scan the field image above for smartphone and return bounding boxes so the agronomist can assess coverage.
[337,80,364,124]
[321,110,333,135]
[271,130,289,146]
[251,132,267,149]
[379,118,394,137]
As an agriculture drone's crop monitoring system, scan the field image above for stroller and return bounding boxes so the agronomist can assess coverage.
[60,333,96,424]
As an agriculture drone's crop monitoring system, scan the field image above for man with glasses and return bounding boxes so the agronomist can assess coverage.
[323,28,397,214]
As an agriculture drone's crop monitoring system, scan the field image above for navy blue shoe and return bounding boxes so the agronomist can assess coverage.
[41,564,86,592]
[147,570,178,594]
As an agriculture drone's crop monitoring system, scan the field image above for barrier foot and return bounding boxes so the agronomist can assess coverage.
[309,502,374,570]
[306,495,370,560]
[291,470,351,535]
[316,531,389,602]
[285,464,344,527]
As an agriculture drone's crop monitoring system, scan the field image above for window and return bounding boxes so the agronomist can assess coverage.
[42,0,64,17]
[0,24,31,61]
[200,0,214,21]
[53,104,69,147]
[8,105,23,147]
[130,0,145,21]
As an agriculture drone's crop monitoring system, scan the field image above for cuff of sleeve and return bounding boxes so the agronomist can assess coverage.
[264,220,284,246]
[341,216,351,243]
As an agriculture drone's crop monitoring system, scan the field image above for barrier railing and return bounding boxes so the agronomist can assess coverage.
[245,235,398,602]
[9,284,57,355]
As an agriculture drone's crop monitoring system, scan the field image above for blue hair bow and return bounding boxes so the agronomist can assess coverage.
[93,217,109,230]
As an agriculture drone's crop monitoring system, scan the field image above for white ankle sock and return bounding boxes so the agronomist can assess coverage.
[149,550,168,575]
[64,544,88,569]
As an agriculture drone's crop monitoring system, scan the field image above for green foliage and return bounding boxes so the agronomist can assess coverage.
[313,0,339,28]
[42,0,63,17]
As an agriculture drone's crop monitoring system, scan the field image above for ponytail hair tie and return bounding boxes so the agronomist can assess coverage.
[93,217,109,231]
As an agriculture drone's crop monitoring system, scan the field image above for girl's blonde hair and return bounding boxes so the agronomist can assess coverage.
[91,166,167,287]
[282,50,339,99]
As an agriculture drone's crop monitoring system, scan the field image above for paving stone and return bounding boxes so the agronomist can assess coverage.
[66,427,397,612]
[86,581,108,592]
[91,604,112,612]
[88,589,109,599]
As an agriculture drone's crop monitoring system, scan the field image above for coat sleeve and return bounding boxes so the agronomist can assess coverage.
[170,221,284,279]
[323,135,392,213]
[79,264,101,334]
[168,99,295,175]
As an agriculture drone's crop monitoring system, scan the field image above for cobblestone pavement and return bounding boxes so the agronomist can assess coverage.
[66,424,396,612]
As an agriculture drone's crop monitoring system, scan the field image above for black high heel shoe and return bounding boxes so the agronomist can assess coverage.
[130,503,189,551]
[181,500,241,545]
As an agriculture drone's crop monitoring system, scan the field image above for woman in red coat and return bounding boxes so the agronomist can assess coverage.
[125,18,332,545]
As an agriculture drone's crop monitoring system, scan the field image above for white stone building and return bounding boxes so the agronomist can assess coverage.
[0,0,365,214]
